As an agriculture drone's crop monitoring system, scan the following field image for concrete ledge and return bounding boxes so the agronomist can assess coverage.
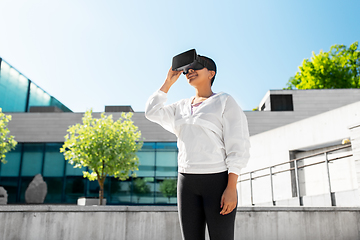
[0,205,179,212]
[1,205,360,240]
[1,205,360,212]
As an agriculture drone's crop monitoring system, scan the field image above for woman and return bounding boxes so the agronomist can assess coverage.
[145,53,250,240]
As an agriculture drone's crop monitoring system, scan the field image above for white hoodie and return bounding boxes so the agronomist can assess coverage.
[145,89,250,175]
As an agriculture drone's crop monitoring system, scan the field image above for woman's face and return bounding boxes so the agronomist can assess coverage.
[185,68,214,87]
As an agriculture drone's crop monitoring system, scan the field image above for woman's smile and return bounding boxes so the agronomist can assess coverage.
[187,73,197,80]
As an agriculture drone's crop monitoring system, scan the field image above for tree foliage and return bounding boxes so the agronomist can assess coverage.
[286,41,360,89]
[0,108,17,164]
[60,110,143,204]
[159,178,177,203]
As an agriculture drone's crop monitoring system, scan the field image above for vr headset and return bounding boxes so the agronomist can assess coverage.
[172,49,212,75]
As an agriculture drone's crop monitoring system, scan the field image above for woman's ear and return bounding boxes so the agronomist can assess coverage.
[209,70,215,79]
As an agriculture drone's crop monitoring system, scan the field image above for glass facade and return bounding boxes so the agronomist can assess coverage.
[0,58,71,112]
[0,142,178,205]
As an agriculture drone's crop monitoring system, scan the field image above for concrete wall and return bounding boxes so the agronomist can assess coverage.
[350,123,360,205]
[0,205,359,240]
[4,109,351,144]
[7,112,177,143]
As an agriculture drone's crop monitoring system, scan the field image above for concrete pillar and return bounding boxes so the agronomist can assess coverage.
[349,122,360,205]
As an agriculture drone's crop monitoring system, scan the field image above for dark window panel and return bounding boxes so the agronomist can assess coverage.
[64,176,86,203]
[43,177,63,203]
[21,144,44,177]
[43,143,65,177]
[261,103,266,111]
[270,94,294,111]
[0,144,22,177]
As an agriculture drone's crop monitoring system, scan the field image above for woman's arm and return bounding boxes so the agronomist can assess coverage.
[219,95,251,215]
[220,173,238,215]
[160,67,182,93]
[144,67,182,133]
[222,95,251,175]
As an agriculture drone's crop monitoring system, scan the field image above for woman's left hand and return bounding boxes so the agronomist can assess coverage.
[220,187,237,215]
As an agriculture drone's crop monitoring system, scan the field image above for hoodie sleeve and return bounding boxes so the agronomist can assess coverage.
[222,95,251,176]
[145,89,177,134]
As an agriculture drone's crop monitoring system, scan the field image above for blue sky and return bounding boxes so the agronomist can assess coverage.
[1,0,359,112]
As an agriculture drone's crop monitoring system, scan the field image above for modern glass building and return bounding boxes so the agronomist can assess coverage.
[0,57,178,205]
[0,58,71,112]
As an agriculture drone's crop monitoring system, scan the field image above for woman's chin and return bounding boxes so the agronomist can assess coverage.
[187,76,197,83]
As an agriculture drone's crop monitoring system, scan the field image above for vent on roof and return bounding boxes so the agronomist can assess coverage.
[105,106,134,112]
[270,94,294,111]
[29,106,64,113]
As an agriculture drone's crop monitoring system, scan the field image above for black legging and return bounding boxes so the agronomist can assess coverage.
[177,171,237,240]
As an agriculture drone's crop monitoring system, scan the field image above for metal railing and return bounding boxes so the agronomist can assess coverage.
[238,144,353,206]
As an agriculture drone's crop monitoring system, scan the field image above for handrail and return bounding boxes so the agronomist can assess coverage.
[238,152,353,182]
[237,143,353,206]
[239,144,352,177]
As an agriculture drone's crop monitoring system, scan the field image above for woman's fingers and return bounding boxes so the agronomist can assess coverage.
[220,187,238,215]
[161,67,183,93]
[220,203,236,215]
[220,204,226,215]
[166,67,182,85]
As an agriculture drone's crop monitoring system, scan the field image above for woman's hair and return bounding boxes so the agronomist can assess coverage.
[198,55,216,86]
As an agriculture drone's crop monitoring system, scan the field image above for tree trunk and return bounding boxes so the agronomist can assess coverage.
[98,178,105,205]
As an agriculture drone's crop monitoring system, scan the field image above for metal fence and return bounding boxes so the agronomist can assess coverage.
[238,144,353,206]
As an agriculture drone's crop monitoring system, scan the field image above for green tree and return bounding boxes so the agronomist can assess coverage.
[0,108,17,164]
[159,178,177,203]
[286,41,360,89]
[133,178,151,203]
[60,110,143,205]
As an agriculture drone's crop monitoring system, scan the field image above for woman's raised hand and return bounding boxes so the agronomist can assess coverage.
[160,67,182,93]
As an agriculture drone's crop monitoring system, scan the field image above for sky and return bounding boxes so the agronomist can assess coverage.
[0,0,359,112]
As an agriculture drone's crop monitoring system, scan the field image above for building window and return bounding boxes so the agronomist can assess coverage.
[0,141,178,205]
[270,94,294,111]
[0,61,29,112]
[261,103,266,111]
[0,144,22,177]
[21,144,43,177]
[43,143,65,177]
[44,177,63,203]
[0,177,18,202]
